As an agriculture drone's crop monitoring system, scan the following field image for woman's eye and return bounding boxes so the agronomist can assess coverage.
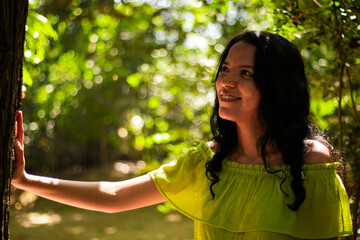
[220,66,229,73]
[241,70,253,78]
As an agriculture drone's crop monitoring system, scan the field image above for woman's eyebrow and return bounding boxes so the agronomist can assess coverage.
[222,61,254,69]
[237,65,254,69]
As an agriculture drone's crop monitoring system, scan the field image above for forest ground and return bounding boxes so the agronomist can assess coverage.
[10,196,194,240]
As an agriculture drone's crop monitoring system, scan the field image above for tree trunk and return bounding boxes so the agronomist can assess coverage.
[0,0,28,239]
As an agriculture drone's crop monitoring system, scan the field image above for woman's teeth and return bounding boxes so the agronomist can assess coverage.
[221,95,241,100]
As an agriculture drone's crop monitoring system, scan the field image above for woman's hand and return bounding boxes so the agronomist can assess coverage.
[12,111,27,187]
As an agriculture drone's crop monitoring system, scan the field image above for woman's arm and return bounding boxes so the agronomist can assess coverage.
[12,111,166,213]
[311,238,338,240]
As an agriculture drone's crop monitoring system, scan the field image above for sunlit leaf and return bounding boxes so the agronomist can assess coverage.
[22,66,33,87]
[126,73,142,88]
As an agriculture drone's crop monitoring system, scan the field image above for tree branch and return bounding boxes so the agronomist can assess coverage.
[312,0,323,8]
[346,67,360,127]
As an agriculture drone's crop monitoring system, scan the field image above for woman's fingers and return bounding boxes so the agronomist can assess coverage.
[13,111,26,186]
[16,111,24,145]
[14,111,24,165]
[15,120,18,138]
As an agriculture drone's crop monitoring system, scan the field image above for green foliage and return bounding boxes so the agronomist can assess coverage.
[156,201,176,215]
[23,0,275,172]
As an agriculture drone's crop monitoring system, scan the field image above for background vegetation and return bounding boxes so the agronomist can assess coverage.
[13,0,360,238]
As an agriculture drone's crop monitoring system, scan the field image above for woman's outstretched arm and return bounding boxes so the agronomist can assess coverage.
[12,111,166,213]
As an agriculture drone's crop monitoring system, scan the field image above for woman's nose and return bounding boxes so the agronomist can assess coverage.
[220,73,237,88]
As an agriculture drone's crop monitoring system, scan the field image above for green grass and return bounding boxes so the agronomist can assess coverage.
[10,195,194,240]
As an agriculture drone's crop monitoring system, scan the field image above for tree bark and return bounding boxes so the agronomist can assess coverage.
[0,0,28,239]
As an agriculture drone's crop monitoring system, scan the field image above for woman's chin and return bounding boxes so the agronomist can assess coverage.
[218,112,237,122]
[219,112,259,125]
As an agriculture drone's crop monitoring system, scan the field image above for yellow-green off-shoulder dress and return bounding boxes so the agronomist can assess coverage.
[148,142,353,239]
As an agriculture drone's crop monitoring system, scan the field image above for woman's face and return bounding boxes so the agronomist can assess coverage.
[216,41,260,124]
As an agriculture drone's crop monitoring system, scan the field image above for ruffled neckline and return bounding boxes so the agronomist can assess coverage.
[198,142,340,175]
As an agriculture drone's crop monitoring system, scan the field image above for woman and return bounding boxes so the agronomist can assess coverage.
[13,31,352,239]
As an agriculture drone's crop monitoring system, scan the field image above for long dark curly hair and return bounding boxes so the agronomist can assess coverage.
[205,31,312,211]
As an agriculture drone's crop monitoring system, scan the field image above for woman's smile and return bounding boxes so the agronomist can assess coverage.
[220,94,242,101]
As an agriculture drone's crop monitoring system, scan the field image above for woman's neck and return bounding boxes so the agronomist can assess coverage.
[230,122,283,165]
[230,123,262,163]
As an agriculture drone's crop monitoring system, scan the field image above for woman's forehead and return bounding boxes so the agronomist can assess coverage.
[225,41,256,64]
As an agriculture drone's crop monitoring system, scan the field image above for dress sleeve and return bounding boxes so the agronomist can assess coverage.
[294,164,353,238]
[147,142,213,219]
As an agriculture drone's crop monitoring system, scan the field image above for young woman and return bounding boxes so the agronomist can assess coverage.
[13,31,352,239]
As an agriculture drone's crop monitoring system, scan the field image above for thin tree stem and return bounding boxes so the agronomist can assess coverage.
[346,67,360,127]
[332,0,344,177]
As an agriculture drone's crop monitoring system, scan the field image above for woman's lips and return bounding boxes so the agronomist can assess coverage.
[220,94,242,101]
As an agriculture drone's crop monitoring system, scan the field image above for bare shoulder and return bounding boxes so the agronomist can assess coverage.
[304,139,333,164]
[206,140,219,153]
